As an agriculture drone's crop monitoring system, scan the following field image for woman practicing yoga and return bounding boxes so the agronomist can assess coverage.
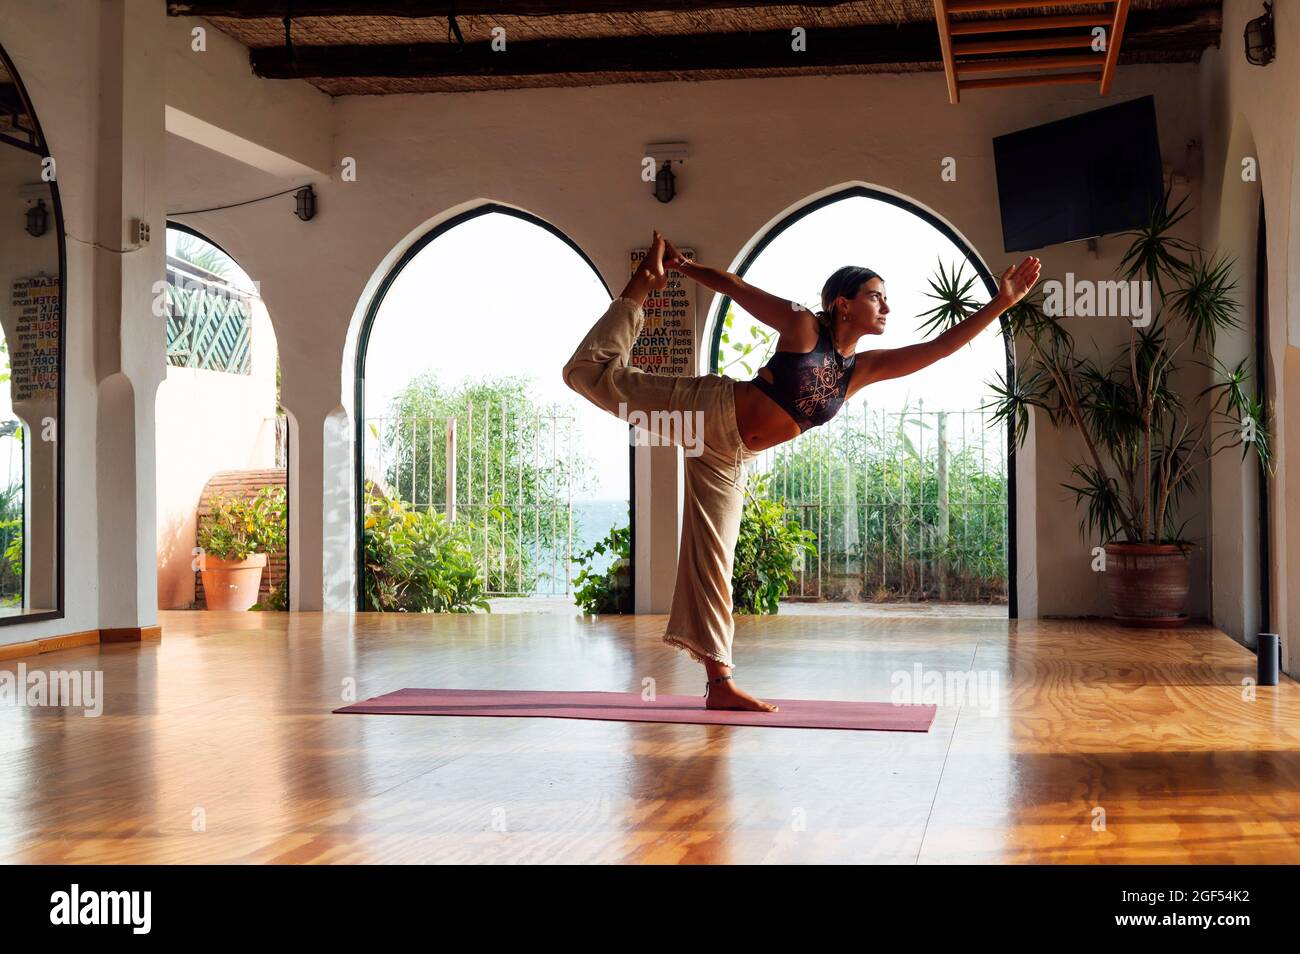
[563,231,1041,712]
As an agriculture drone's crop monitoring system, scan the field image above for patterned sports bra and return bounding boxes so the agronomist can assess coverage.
[750,321,856,433]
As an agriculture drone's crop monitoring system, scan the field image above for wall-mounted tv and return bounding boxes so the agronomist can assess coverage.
[992,95,1165,253]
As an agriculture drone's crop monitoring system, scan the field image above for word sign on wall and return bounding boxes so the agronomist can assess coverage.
[10,275,60,402]
[628,245,695,377]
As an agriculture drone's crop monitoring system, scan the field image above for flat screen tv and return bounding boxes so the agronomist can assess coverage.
[992,95,1165,253]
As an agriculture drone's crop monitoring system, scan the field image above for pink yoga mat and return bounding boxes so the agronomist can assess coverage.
[334,688,936,732]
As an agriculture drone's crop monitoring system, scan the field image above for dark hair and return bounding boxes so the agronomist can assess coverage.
[817,266,881,326]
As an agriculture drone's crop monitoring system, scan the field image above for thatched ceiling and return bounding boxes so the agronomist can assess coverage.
[168,1,1222,97]
[0,57,38,145]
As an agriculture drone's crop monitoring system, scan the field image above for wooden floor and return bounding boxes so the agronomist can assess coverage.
[2,608,1298,863]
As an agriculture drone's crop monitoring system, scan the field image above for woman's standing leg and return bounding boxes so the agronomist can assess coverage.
[662,384,776,712]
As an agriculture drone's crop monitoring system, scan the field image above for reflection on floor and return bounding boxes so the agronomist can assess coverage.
[0,609,1295,863]
[487,595,1006,619]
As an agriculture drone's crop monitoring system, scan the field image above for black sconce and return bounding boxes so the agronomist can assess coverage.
[654,161,676,203]
[25,198,48,237]
[1244,2,1274,66]
[294,184,316,221]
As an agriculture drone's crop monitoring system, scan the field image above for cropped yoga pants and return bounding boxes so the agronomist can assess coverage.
[561,296,758,668]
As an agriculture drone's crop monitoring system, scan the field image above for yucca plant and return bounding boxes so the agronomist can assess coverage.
[921,184,1273,546]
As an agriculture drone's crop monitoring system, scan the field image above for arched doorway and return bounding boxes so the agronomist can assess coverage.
[1209,113,1272,645]
[709,185,1016,614]
[155,223,288,611]
[0,40,65,623]
[353,204,627,613]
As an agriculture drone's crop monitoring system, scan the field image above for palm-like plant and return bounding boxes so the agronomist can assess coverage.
[924,184,1272,545]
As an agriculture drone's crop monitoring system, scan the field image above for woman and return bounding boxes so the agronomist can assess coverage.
[563,231,1040,712]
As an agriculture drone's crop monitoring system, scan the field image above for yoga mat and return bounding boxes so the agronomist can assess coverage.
[334,688,936,732]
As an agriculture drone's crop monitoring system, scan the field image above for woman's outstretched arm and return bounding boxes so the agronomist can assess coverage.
[850,256,1041,391]
[666,241,810,338]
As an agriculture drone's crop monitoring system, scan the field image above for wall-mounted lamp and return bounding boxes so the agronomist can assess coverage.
[294,184,316,221]
[1244,2,1275,66]
[654,161,676,204]
[25,198,48,237]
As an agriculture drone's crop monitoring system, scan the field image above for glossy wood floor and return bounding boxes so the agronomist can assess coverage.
[2,608,1298,864]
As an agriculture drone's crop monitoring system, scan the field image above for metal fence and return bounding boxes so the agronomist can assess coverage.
[364,398,1008,604]
[751,400,1009,604]
[364,401,588,597]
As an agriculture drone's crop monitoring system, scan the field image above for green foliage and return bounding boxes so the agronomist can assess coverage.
[0,477,21,607]
[250,580,287,611]
[375,372,603,596]
[197,486,287,561]
[362,485,490,613]
[172,233,236,279]
[716,302,779,379]
[572,522,632,615]
[762,412,1009,602]
[733,471,818,615]
[917,257,983,336]
[965,187,1273,544]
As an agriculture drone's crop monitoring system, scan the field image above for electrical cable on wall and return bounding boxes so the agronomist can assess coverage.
[168,185,311,218]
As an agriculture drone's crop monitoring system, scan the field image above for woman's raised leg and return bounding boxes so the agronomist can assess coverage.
[561,232,679,420]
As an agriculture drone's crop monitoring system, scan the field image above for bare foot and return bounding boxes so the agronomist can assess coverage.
[705,678,779,713]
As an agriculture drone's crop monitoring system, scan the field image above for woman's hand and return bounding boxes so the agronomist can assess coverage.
[997,256,1042,307]
[663,237,692,270]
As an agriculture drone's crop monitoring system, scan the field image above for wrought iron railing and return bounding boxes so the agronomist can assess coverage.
[364,398,1007,605]
[750,400,1009,604]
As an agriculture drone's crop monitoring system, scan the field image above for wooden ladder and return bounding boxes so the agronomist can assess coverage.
[933,0,1131,103]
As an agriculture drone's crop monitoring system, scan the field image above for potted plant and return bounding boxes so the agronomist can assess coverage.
[923,185,1273,626]
[196,486,287,611]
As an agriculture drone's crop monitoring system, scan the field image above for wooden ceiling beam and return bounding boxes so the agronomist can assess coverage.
[1099,0,1132,94]
[947,0,1092,12]
[960,69,1101,91]
[169,0,854,16]
[948,13,1111,35]
[251,22,948,79]
[233,5,1218,82]
[954,34,1094,55]
[933,0,960,104]
[957,53,1105,74]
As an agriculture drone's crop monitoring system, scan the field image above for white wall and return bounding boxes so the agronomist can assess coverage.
[0,0,1296,667]
[1199,0,1300,668]
[195,62,1206,618]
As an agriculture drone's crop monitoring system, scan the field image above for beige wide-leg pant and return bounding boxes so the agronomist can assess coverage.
[562,296,759,668]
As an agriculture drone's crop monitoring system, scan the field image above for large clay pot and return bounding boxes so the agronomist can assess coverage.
[1102,542,1193,627]
[201,552,268,611]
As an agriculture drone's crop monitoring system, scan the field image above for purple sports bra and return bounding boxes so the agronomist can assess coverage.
[749,322,856,432]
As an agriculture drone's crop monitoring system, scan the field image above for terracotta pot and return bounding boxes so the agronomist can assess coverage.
[201,552,268,611]
[1102,542,1193,627]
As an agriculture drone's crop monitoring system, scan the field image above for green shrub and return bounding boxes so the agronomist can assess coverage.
[733,471,817,615]
[250,580,287,612]
[363,487,490,613]
[197,486,286,562]
[572,523,631,615]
